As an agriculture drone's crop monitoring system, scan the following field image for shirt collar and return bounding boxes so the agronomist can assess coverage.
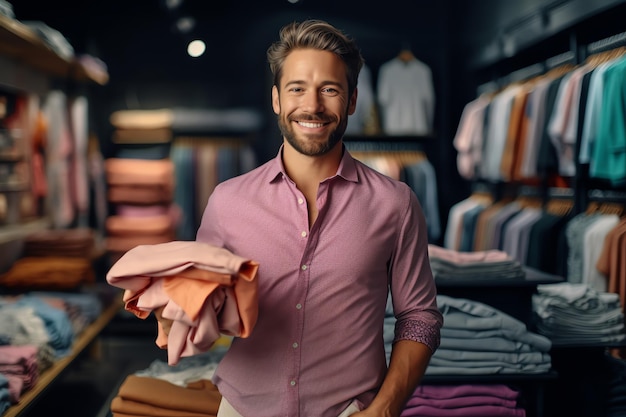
[267,144,359,184]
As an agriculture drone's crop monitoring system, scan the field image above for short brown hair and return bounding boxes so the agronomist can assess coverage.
[266,20,364,97]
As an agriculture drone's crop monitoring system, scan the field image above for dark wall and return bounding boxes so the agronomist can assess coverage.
[14,1,455,162]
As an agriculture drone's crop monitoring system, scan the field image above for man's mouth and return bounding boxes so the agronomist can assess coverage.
[297,120,327,128]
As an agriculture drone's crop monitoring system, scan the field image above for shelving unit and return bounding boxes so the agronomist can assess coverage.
[0,14,108,88]
[3,297,122,417]
[0,12,108,262]
[0,12,113,417]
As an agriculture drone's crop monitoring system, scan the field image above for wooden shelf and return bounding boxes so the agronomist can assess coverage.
[0,14,108,86]
[0,181,28,193]
[3,296,123,417]
[0,218,50,245]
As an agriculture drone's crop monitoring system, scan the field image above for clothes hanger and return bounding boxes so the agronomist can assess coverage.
[515,194,543,209]
[585,46,626,67]
[397,41,415,63]
[350,150,426,166]
[585,200,624,216]
[599,202,624,217]
[545,198,573,216]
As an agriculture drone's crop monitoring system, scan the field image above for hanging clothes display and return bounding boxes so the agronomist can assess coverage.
[345,64,379,136]
[348,146,440,242]
[377,50,435,136]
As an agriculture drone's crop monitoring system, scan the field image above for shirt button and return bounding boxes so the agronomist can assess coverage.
[298,198,304,205]
[296,303,302,310]
[301,231,307,237]
[301,265,307,271]
[292,342,299,348]
[290,380,296,386]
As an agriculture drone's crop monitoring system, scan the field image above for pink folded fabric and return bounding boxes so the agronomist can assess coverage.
[106,241,259,365]
[428,244,512,264]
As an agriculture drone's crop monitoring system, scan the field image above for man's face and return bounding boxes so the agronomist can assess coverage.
[272,48,357,157]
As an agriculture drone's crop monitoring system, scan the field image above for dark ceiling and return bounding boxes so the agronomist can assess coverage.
[12,0,453,58]
[11,0,457,109]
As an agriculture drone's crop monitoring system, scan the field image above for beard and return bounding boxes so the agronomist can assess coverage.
[277,110,349,157]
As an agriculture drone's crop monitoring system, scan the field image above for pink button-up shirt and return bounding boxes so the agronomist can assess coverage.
[197,146,442,417]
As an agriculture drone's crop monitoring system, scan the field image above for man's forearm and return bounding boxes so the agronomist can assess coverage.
[364,340,433,417]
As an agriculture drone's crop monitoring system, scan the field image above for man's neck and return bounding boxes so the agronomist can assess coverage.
[282,141,343,191]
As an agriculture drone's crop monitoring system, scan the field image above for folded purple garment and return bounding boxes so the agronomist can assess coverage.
[406,393,518,409]
[401,403,525,417]
[412,384,521,400]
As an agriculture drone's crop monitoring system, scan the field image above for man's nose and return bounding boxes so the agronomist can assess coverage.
[302,91,324,113]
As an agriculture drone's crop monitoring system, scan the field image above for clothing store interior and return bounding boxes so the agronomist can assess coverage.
[1,0,626,416]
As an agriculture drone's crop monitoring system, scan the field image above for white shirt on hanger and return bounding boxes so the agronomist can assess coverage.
[377,56,435,136]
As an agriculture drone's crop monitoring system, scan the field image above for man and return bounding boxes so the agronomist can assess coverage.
[167,19,442,417]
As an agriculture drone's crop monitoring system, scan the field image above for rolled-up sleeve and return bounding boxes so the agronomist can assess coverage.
[390,189,443,353]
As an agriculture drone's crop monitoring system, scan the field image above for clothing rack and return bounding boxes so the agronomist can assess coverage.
[545,50,577,70]
[505,62,545,84]
[476,80,500,96]
[475,50,575,96]
[587,30,626,55]
[344,139,425,153]
[586,189,626,204]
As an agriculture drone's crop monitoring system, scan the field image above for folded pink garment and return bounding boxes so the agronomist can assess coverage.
[428,244,512,264]
[106,241,259,365]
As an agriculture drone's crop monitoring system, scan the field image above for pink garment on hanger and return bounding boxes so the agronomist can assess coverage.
[106,241,259,365]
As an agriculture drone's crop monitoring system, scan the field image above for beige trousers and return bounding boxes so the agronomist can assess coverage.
[216,397,362,417]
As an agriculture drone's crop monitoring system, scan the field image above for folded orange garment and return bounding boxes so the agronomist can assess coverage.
[110,397,215,417]
[113,375,220,415]
[0,257,94,290]
[110,109,174,130]
[105,158,174,187]
[106,215,175,236]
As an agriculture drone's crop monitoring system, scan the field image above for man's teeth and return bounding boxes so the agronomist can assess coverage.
[299,121,324,128]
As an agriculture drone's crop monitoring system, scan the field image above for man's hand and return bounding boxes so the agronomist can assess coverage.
[153,305,174,336]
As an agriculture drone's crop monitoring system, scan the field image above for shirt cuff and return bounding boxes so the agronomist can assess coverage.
[394,319,441,353]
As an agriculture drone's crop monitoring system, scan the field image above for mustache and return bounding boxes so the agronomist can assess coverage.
[289,114,335,123]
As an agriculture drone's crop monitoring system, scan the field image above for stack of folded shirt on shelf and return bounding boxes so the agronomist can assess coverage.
[428,244,525,282]
[532,282,626,346]
[110,350,225,417]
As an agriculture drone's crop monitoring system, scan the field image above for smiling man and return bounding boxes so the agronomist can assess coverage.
[190,19,442,417]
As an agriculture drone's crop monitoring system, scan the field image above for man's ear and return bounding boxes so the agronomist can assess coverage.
[347,87,358,115]
[272,85,280,115]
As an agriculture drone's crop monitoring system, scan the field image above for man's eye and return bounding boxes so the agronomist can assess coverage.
[322,88,338,94]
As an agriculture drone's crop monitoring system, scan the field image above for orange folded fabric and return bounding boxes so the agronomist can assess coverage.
[105,158,174,187]
[0,256,94,290]
[112,375,220,415]
[106,215,175,236]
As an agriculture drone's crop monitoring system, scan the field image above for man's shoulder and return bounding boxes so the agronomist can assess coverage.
[214,159,275,192]
[354,157,410,188]
[353,158,414,203]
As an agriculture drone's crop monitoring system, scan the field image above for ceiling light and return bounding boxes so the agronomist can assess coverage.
[165,0,184,10]
[187,40,206,58]
[176,16,195,33]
